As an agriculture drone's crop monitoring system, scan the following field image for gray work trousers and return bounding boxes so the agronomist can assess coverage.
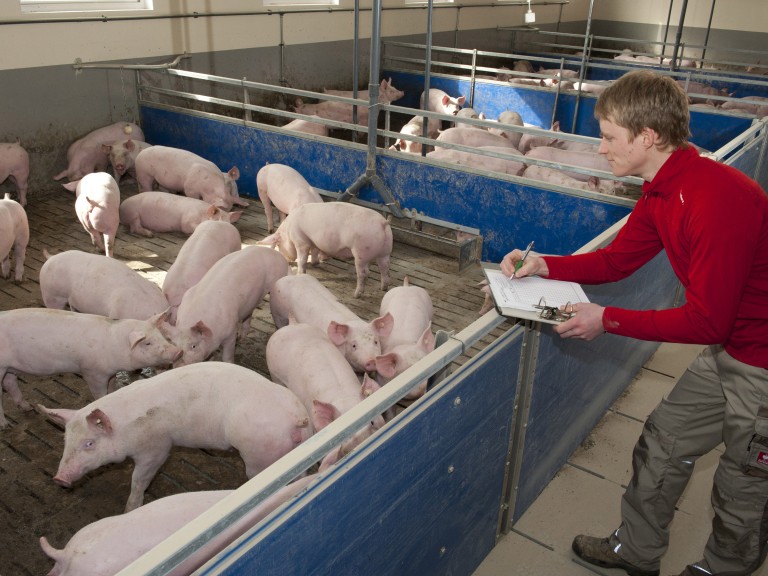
[612,345,768,575]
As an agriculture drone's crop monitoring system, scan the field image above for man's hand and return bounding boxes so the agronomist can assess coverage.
[554,302,607,341]
[500,249,549,278]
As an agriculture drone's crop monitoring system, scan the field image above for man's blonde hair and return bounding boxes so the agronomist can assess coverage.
[594,69,691,149]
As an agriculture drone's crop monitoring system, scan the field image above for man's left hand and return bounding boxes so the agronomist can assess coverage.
[554,303,606,341]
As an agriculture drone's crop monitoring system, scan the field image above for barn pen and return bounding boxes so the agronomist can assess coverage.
[94,43,768,576]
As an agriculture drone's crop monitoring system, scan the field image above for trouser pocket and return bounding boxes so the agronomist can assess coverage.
[745,406,768,479]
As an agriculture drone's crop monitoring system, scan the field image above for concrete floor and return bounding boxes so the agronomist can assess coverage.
[472,342,768,576]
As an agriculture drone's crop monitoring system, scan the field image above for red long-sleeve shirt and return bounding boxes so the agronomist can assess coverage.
[543,146,768,369]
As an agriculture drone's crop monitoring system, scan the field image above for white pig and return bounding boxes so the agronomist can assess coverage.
[119,191,241,237]
[39,362,313,511]
[294,78,404,127]
[173,245,291,366]
[101,138,152,182]
[420,88,466,117]
[134,145,247,210]
[266,322,384,470]
[391,115,437,153]
[0,308,181,428]
[54,121,144,182]
[259,202,393,298]
[269,274,394,372]
[40,475,316,576]
[524,146,613,182]
[427,146,525,176]
[435,127,519,151]
[522,164,615,195]
[487,110,525,149]
[62,172,120,258]
[374,276,436,400]
[282,115,330,137]
[0,194,29,282]
[256,163,324,233]
[40,250,170,320]
[0,139,30,206]
[162,220,243,323]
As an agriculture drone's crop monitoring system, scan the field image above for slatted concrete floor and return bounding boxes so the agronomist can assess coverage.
[0,185,498,576]
[472,342,768,576]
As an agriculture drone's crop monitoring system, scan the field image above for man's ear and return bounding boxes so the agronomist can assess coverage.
[641,127,658,148]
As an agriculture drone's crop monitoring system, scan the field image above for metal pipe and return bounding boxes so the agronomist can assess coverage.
[352,0,360,134]
[662,0,674,56]
[670,0,689,73]
[72,52,189,71]
[571,0,595,133]
[700,0,717,68]
[278,13,287,86]
[420,0,435,158]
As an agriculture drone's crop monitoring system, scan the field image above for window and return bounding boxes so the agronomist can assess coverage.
[20,0,152,14]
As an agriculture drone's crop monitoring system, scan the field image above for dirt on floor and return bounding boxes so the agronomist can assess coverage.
[0,184,490,576]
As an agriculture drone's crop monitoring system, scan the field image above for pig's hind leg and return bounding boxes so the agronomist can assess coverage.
[1,372,33,429]
[353,257,370,298]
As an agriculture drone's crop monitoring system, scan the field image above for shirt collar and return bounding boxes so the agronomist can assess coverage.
[641,145,700,198]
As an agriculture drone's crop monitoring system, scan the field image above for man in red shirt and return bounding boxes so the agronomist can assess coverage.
[502,69,768,576]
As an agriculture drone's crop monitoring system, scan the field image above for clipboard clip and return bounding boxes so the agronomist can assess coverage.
[533,297,575,322]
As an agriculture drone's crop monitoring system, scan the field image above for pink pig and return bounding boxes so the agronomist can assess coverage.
[282,115,329,137]
[119,191,241,237]
[522,164,616,195]
[256,163,324,233]
[101,138,152,181]
[39,361,313,511]
[0,308,181,428]
[435,127,519,150]
[134,145,247,210]
[40,249,170,320]
[427,146,525,176]
[294,78,404,126]
[162,220,243,323]
[173,246,291,366]
[374,276,436,400]
[259,202,393,298]
[54,121,144,182]
[270,274,393,372]
[266,322,384,470]
[0,194,29,282]
[420,88,466,117]
[0,139,30,206]
[62,172,120,258]
[40,475,316,576]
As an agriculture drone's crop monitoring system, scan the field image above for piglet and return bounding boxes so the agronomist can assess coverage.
[256,163,324,233]
[302,78,404,126]
[40,475,316,576]
[40,249,169,320]
[487,110,525,149]
[162,220,242,323]
[0,308,181,428]
[266,322,384,470]
[54,121,144,182]
[391,115,437,152]
[282,115,329,137]
[270,274,393,372]
[173,245,291,366]
[0,139,30,206]
[119,191,241,237]
[522,164,615,195]
[101,138,152,182]
[374,277,435,400]
[427,146,525,176]
[39,361,313,511]
[435,127,518,150]
[134,145,247,210]
[0,194,29,282]
[62,172,120,258]
[420,88,466,117]
[259,202,393,298]
[524,146,612,182]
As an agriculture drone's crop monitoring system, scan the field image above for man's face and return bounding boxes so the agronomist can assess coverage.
[597,117,646,178]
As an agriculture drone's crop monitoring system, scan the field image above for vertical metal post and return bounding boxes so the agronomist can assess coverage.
[571,0,595,133]
[352,0,360,129]
[670,0,689,73]
[420,0,434,157]
[700,0,717,68]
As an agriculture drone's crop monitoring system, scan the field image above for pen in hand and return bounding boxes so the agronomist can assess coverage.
[512,241,535,279]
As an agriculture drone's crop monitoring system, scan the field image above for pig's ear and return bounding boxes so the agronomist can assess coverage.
[37,404,77,427]
[375,353,398,379]
[151,309,173,326]
[228,167,240,181]
[125,139,135,151]
[228,211,243,223]
[327,321,349,346]
[587,176,600,191]
[192,321,213,339]
[206,204,217,218]
[441,94,450,106]
[419,325,436,352]
[312,400,338,431]
[361,373,381,397]
[373,312,394,338]
[101,144,112,154]
[379,79,388,90]
[61,181,79,193]
[128,330,148,349]
[457,96,467,106]
[86,408,113,435]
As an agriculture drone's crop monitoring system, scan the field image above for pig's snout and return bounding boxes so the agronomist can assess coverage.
[115,164,126,175]
[364,359,378,373]
[53,475,72,488]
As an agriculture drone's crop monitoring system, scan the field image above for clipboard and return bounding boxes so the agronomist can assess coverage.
[481,262,590,325]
